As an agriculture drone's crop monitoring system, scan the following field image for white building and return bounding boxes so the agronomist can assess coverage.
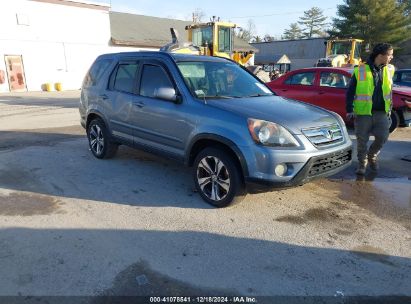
[0,0,256,92]
[0,0,115,92]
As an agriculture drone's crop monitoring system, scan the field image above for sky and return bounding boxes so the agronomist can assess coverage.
[91,0,344,37]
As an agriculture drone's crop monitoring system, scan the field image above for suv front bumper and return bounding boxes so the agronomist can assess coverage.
[244,147,352,192]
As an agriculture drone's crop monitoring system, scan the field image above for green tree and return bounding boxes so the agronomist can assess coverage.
[283,23,305,40]
[333,0,411,47]
[298,7,328,38]
[397,0,411,16]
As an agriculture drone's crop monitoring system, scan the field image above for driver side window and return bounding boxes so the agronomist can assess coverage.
[140,65,173,98]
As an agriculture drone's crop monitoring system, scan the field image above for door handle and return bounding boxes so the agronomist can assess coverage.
[318,91,325,95]
[99,94,109,100]
[134,101,145,108]
[281,89,288,92]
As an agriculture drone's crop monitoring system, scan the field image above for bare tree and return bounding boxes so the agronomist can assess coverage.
[192,8,206,23]
[235,19,257,42]
[263,34,276,42]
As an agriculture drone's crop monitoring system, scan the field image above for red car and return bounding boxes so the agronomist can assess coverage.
[267,67,411,132]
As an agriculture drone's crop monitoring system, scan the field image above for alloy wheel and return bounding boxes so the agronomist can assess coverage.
[89,124,105,156]
[196,156,231,202]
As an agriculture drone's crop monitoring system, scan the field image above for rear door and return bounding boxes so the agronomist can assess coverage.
[314,71,350,117]
[277,71,317,104]
[105,59,140,144]
[130,59,193,160]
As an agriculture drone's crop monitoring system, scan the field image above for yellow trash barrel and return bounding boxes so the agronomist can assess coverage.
[55,83,63,91]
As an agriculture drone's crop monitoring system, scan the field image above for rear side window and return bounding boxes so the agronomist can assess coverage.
[112,63,139,94]
[140,65,173,98]
[83,59,112,88]
[320,72,349,88]
[400,71,411,84]
[284,72,315,86]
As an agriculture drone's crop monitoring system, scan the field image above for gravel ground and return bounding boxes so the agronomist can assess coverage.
[0,91,410,301]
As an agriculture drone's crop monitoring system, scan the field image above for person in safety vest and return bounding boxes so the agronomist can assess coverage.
[346,43,394,175]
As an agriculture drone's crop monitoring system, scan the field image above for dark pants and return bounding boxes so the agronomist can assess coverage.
[354,112,390,164]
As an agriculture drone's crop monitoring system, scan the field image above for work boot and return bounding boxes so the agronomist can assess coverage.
[355,160,367,175]
[368,154,379,171]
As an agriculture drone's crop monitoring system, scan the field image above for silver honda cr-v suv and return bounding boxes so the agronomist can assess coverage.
[80,52,352,207]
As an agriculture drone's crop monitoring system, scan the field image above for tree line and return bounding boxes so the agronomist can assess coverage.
[238,0,411,50]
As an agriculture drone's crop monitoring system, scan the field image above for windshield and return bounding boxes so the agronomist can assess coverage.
[177,61,273,99]
[192,27,213,47]
[331,41,352,56]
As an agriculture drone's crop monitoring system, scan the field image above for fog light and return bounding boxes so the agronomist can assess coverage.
[275,163,288,176]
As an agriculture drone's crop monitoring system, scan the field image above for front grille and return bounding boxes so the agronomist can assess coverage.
[308,149,352,177]
[302,124,344,148]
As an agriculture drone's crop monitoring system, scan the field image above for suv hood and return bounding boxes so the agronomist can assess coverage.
[207,95,339,134]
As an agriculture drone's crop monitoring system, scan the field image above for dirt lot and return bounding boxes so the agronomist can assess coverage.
[0,91,410,302]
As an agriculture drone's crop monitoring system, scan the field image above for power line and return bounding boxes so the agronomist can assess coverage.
[226,7,334,19]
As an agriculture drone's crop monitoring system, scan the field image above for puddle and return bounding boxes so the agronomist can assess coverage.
[0,192,64,216]
[336,177,411,210]
[372,178,411,209]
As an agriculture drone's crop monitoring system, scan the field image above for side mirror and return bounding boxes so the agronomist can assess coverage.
[154,87,181,103]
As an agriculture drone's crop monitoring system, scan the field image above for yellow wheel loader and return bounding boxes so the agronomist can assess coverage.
[316,38,363,67]
[160,20,254,66]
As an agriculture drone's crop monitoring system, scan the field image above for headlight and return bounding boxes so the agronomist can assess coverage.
[247,118,300,147]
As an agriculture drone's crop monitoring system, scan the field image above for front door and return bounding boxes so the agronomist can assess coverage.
[4,55,27,92]
[131,60,193,160]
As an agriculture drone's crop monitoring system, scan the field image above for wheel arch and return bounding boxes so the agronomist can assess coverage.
[187,134,249,180]
[86,111,110,131]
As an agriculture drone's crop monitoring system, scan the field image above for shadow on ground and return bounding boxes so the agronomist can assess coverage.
[0,228,410,300]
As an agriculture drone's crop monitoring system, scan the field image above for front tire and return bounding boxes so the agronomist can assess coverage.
[193,147,245,208]
[87,118,118,159]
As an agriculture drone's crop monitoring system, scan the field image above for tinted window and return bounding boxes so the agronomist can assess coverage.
[400,72,411,84]
[140,65,173,98]
[320,72,349,88]
[113,63,139,94]
[284,72,315,86]
[83,59,112,88]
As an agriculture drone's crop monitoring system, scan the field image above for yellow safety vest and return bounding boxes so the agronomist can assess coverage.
[353,63,394,115]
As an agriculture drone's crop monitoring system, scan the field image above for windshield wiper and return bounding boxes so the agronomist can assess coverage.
[246,93,272,97]
[203,95,234,99]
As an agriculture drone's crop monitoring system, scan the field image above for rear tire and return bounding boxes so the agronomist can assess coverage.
[389,111,399,133]
[87,118,118,159]
[193,147,245,208]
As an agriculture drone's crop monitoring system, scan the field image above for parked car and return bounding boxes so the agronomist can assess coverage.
[394,69,411,87]
[80,52,352,207]
[267,67,411,133]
